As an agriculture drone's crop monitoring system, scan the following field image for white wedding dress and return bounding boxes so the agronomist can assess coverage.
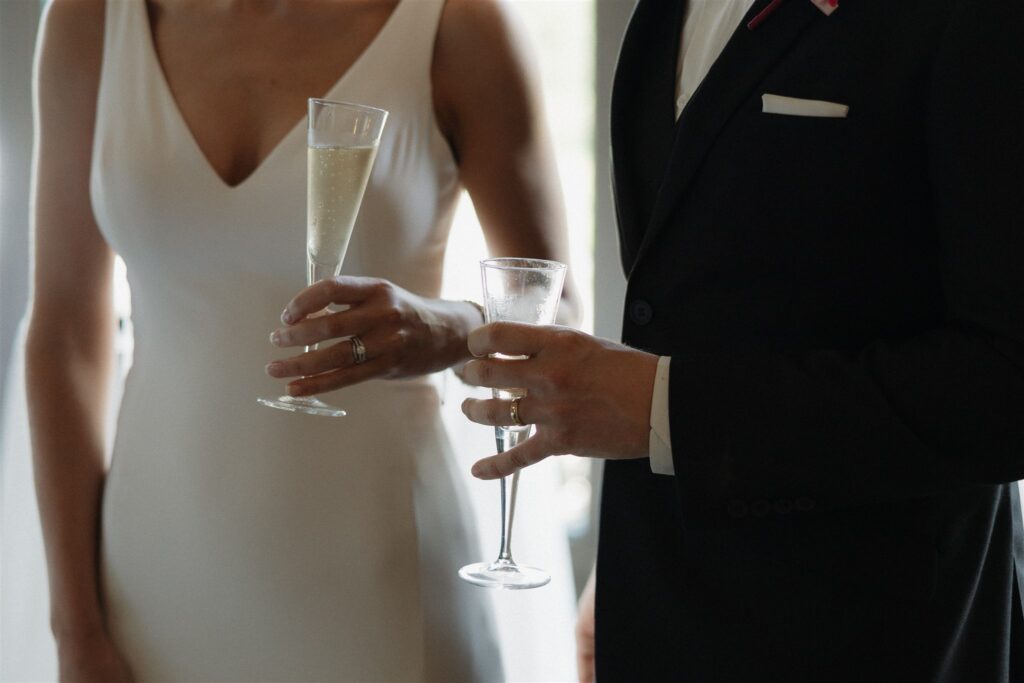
[0,0,577,680]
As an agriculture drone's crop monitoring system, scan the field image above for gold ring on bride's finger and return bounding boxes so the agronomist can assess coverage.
[509,396,525,427]
[351,336,367,365]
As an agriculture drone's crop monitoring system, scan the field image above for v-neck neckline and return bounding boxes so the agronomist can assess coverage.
[137,0,405,191]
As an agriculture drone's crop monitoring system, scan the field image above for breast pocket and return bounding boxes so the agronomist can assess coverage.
[762,93,850,118]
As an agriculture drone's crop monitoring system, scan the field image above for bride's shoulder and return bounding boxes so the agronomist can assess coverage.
[435,0,526,52]
[39,0,105,46]
[432,0,541,152]
[35,0,105,167]
[37,0,105,92]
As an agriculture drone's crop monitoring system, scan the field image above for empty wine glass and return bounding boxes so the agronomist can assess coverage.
[459,257,566,589]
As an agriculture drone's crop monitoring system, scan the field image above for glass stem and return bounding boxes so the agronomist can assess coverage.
[495,427,527,563]
[297,258,339,384]
[498,476,512,562]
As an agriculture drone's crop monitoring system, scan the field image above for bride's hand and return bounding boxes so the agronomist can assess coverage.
[57,631,135,683]
[266,276,482,395]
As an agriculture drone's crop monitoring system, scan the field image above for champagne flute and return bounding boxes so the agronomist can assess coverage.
[459,257,567,589]
[258,98,388,417]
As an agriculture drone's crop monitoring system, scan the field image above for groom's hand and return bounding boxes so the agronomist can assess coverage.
[461,322,658,479]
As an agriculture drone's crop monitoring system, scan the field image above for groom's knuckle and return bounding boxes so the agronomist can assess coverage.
[544,366,567,392]
[554,327,581,350]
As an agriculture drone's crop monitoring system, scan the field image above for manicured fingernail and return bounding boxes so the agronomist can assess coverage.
[461,399,470,415]
[471,464,483,478]
[265,362,281,376]
[281,309,294,325]
[270,331,282,346]
[287,383,301,396]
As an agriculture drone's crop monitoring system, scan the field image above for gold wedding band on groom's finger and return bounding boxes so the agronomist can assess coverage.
[350,336,367,365]
[509,396,526,427]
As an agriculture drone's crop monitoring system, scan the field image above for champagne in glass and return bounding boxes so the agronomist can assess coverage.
[259,99,387,417]
[459,257,567,590]
[307,145,377,283]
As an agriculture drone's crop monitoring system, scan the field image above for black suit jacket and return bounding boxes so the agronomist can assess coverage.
[598,0,1024,680]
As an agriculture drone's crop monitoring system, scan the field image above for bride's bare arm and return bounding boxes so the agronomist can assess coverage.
[27,2,132,678]
[432,0,580,326]
[270,0,581,396]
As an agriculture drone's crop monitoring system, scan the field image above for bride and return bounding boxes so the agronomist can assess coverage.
[10,0,579,680]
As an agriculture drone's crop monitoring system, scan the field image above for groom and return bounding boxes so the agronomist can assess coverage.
[463,0,1024,680]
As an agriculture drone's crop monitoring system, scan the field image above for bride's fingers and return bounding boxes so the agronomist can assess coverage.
[265,342,352,379]
[461,396,539,427]
[267,328,395,378]
[283,356,391,397]
[281,276,386,325]
[271,307,374,348]
[470,436,552,480]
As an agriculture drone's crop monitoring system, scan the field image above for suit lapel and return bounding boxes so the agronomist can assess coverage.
[610,0,688,272]
[629,0,822,277]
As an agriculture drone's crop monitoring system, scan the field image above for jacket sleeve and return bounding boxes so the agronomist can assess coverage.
[669,0,1024,521]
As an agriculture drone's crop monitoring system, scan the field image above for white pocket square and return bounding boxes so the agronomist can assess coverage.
[762,94,849,118]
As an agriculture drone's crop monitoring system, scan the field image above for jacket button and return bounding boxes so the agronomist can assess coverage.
[629,299,653,326]
[727,500,748,518]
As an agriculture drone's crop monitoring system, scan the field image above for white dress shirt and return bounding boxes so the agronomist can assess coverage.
[649,0,757,476]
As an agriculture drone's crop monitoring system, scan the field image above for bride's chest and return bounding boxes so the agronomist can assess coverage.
[147,3,400,187]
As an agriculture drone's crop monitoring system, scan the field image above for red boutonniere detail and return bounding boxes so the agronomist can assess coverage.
[747,0,838,31]
[810,0,839,16]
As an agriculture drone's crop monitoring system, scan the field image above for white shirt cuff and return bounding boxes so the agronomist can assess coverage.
[648,356,675,476]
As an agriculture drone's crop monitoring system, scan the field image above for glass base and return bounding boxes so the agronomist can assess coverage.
[459,559,550,590]
[257,395,346,417]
